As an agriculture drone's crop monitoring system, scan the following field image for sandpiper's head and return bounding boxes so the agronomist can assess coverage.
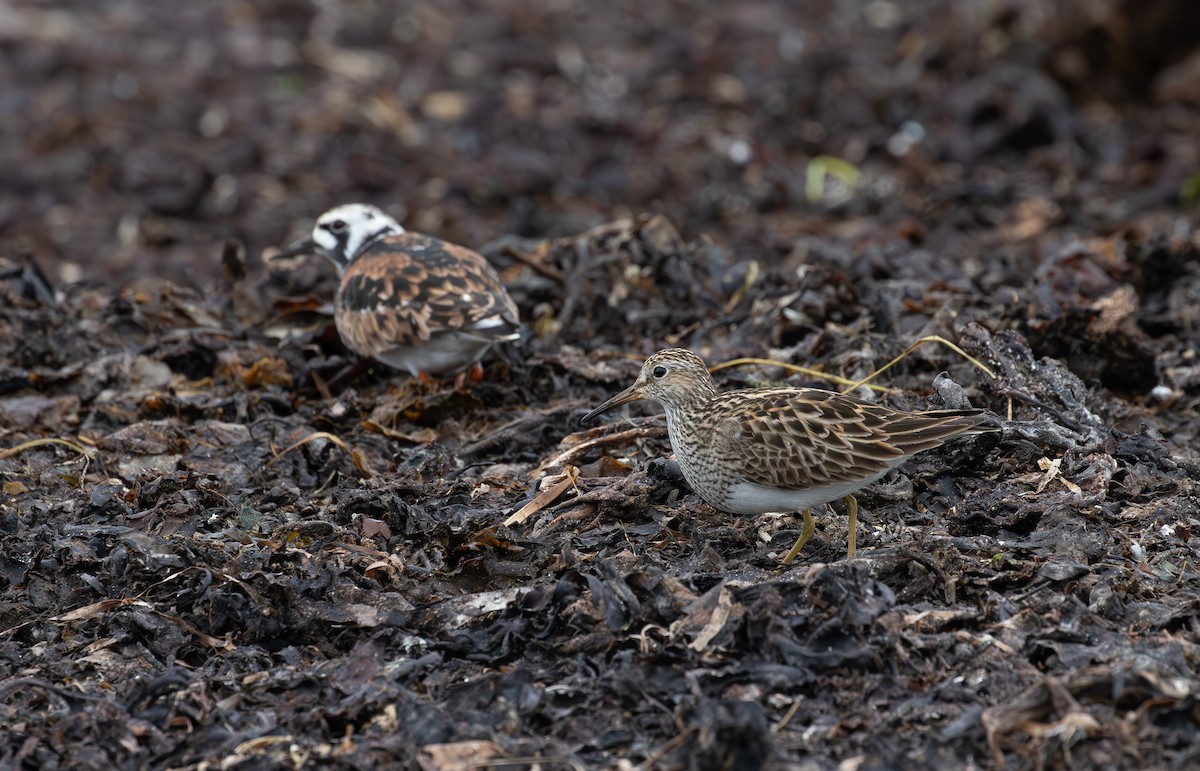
[277,203,404,274]
[581,348,717,422]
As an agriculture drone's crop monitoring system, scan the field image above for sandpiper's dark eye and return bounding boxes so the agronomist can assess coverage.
[326,219,347,233]
[652,365,667,379]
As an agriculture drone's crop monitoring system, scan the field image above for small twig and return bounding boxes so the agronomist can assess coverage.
[999,388,1084,433]
[0,677,105,703]
[721,259,760,314]
[500,244,566,283]
[554,238,594,333]
[772,699,802,734]
[504,466,579,527]
[527,474,658,537]
[269,431,373,477]
[533,420,665,477]
[0,437,94,459]
[459,404,578,457]
[709,357,892,393]
[845,334,995,393]
[311,368,335,402]
[637,726,698,771]
[469,756,586,771]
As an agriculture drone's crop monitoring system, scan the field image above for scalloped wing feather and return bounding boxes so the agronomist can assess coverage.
[709,389,990,491]
[335,233,519,359]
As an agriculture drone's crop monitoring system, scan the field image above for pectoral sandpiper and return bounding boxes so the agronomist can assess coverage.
[582,348,995,563]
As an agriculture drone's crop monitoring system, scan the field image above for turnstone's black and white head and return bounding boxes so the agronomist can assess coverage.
[282,203,405,274]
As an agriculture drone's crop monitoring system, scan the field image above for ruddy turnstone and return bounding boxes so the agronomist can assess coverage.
[582,348,996,563]
[277,203,520,387]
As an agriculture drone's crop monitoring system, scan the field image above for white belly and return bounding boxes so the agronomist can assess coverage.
[372,333,492,377]
[702,471,891,515]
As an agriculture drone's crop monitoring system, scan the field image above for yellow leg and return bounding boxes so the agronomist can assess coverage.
[843,494,858,559]
[780,509,815,565]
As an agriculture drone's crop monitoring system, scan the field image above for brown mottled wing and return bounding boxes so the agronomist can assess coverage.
[336,232,519,358]
[708,388,991,490]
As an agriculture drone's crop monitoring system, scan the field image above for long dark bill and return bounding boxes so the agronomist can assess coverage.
[580,384,643,423]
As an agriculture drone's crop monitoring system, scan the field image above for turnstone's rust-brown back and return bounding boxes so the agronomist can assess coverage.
[337,232,519,364]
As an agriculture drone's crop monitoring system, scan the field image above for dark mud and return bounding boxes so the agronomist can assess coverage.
[2,1,1199,769]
